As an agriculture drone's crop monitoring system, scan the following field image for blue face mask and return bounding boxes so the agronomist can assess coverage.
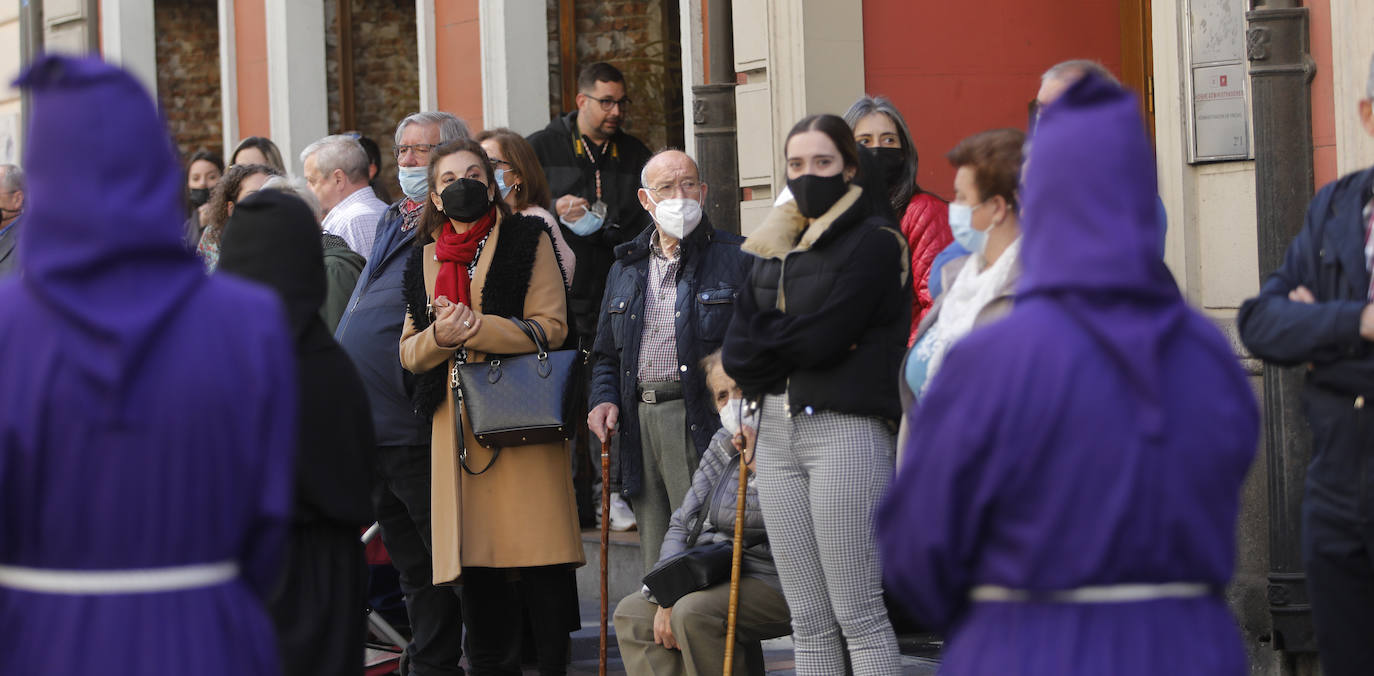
[561,206,606,237]
[494,168,514,198]
[398,166,428,201]
[948,201,990,255]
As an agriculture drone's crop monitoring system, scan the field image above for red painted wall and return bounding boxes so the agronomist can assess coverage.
[235,0,270,140]
[435,0,484,132]
[862,0,1123,200]
[1307,0,1337,190]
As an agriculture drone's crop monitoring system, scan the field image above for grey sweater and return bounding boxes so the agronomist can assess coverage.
[652,427,779,593]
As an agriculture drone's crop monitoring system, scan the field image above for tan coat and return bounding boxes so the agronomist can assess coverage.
[399,215,585,585]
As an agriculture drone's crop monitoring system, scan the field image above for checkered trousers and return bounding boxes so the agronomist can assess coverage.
[753,393,902,676]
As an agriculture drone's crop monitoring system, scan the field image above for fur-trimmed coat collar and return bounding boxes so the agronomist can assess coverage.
[742,185,864,260]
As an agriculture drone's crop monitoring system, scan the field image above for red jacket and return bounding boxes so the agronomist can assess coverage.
[901,191,952,345]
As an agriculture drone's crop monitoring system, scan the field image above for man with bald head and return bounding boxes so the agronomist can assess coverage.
[588,150,752,571]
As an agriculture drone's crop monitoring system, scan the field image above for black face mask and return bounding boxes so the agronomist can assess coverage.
[188,187,211,208]
[440,178,493,222]
[871,147,906,191]
[787,173,849,219]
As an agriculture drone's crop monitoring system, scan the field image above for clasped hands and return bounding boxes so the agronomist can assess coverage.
[432,295,482,348]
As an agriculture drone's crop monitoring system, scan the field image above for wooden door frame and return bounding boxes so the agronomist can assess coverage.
[1121,0,1156,143]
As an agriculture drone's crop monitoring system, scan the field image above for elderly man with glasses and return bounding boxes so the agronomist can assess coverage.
[0,164,24,278]
[529,61,654,531]
[587,149,751,573]
[334,111,471,676]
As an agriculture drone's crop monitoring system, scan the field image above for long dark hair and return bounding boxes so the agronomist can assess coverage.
[184,149,223,208]
[475,128,552,212]
[418,139,513,243]
[784,114,893,221]
[843,96,930,216]
[785,114,862,178]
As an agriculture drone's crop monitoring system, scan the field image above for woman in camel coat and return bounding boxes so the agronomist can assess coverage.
[399,138,584,674]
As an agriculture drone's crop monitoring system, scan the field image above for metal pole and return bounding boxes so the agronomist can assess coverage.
[1246,0,1318,654]
[691,0,740,235]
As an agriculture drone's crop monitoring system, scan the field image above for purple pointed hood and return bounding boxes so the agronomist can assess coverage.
[1019,73,1175,297]
[14,55,202,390]
[1017,73,1202,438]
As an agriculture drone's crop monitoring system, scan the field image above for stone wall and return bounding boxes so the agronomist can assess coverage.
[324,0,419,202]
[546,0,683,152]
[154,0,223,162]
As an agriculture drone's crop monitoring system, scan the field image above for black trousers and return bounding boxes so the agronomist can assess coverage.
[1302,392,1374,676]
[462,565,580,676]
[267,524,367,676]
[374,444,465,676]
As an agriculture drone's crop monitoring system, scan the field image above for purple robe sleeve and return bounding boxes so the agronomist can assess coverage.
[876,343,1005,631]
[240,323,298,598]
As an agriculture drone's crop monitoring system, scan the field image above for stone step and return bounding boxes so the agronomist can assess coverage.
[575,527,646,609]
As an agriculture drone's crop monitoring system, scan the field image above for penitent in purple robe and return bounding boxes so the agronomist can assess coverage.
[876,74,1259,675]
[0,57,296,673]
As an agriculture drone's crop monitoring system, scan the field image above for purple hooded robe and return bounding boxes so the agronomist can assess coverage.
[875,74,1259,674]
[0,56,296,674]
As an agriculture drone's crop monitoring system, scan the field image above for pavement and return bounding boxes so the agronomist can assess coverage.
[367,526,944,675]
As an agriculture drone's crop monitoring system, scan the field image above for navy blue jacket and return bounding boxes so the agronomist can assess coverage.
[334,200,430,447]
[1239,165,1374,512]
[589,219,751,497]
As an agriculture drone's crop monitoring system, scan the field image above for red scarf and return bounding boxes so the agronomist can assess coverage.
[434,208,496,307]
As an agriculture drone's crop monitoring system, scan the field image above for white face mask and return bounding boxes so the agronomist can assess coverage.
[647,194,703,240]
[719,397,759,436]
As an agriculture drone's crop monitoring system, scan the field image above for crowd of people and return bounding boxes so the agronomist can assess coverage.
[6,46,1374,676]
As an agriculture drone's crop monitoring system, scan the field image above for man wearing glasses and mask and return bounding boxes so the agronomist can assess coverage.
[529,62,654,531]
[587,150,751,573]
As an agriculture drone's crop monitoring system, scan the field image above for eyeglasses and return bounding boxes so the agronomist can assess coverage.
[585,95,632,112]
[648,180,702,198]
[489,157,511,168]
[393,143,438,159]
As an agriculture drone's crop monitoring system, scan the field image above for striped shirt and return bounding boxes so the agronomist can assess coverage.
[322,186,388,261]
[637,233,682,383]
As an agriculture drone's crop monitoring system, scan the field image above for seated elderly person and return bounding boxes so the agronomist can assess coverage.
[613,350,790,676]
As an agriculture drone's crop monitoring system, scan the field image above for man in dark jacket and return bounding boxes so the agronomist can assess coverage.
[1237,54,1374,676]
[528,62,653,343]
[588,150,752,573]
[334,110,469,676]
[0,164,23,278]
[530,62,654,528]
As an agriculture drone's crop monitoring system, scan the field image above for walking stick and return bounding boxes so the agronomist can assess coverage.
[599,437,612,676]
[722,434,751,676]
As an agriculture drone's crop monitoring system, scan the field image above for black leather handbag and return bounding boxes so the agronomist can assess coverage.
[642,510,735,607]
[453,317,582,474]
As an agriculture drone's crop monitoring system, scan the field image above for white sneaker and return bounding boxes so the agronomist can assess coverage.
[609,494,637,532]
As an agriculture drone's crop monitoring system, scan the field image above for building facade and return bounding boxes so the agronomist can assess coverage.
[3,0,1373,673]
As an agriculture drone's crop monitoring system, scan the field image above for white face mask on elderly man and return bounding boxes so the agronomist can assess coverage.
[647,194,703,240]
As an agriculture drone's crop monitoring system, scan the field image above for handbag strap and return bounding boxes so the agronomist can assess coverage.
[683,504,708,549]
[511,317,550,356]
[451,364,503,476]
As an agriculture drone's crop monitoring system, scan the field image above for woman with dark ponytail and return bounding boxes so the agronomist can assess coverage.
[721,113,907,675]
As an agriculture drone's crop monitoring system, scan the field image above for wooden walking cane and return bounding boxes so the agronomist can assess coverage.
[722,427,752,676]
[599,436,612,676]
